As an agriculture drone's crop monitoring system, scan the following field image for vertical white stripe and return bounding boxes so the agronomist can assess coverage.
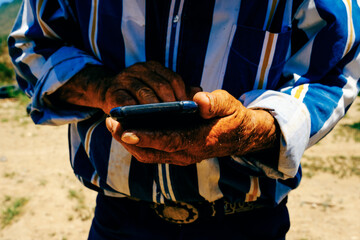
[263,0,279,30]
[84,118,103,157]
[37,0,61,39]
[262,34,278,88]
[253,32,278,89]
[88,0,101,60]
[254,33,269,89]
[160,194,165,204]
[12,0,45,79]
[263,0,273,30]
[165,0,176,68]
[157,164,168,198]
[69,123,81,167]
[152,181,157,202]
[196,158,223,202]
[342,0,355,57]
[283,0,293,29]
[106,139,132,195]
[245,176,261,202]
[90,171,100,187]
[165,164,176,201]
[283,0,326,77]
[200,0,241,92]
[122,0,146,67]
[172,0,185,71]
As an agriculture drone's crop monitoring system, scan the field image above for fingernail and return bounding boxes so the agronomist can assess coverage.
[121,132,140,144]
[107,120,113,132]
[106,117,115,133]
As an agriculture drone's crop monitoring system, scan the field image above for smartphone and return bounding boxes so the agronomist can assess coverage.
[109,101,201,128]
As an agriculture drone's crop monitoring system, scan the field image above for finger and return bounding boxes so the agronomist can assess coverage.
[131,72,177,102]
[193,90,242,119]
[126,64,177,102]
[120,143,169,164]
[188,86,202,100]
[121,129,190,152]
[122,144,195,166]
[145,61,187,100]
[121,77,160,104]
[103,89,137,114]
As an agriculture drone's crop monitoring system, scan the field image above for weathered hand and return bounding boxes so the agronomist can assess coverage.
[48,61,199,114]
[106,90,279,166]
[98,61,191,113]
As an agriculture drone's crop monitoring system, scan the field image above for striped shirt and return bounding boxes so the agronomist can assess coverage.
[8,0,360,205]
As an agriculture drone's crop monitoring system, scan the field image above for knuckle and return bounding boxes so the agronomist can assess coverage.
[136,87,154,99]
[129,62,147,72]
[155,80,171,91]
[106,89,136,106]
[146,60,162,69]
[170,74,184,85]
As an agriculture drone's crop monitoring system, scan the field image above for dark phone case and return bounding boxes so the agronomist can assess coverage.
[109,101,201,129]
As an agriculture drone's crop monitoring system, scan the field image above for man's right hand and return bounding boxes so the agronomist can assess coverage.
[47,61,195,114]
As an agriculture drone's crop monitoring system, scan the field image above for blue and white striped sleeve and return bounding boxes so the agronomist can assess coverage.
[239,1,360,179]
[8,0,102,125]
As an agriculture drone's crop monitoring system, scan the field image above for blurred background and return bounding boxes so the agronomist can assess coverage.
[0,1,359,239]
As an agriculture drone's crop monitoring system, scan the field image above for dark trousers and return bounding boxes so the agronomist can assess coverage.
[88,194,290,240]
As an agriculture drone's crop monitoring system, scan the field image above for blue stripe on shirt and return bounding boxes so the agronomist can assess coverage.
[218,157,252,202]
[145,0,171,63]
[96,1,125,71]
[129,157,156,201]
[169,165,205,202]
[89,121,113,182]
[176,0,215,87]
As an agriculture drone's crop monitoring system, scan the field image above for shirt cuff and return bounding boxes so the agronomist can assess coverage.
[237,89,311,179]
[30,46,103,125]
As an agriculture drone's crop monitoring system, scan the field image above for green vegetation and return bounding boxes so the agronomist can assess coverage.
[302,155,360,178]
[1,196,29,228]
[346,122,360,142]
[0,35,15,86]
[68,189,93,221]
[0,0,22,36]
[0,0,26,101]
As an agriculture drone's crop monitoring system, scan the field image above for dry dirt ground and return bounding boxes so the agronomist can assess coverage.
[0,97,359,240]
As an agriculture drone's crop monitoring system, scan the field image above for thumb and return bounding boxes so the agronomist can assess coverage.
[193,90,242,119]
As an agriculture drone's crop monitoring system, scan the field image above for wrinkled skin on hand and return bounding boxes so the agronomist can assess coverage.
[49,60,277,166]
[49,61,199,113]
[106,90,278,166]
[99,61,194,113]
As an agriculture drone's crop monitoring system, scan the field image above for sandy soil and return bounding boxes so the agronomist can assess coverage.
[0,97,359,240]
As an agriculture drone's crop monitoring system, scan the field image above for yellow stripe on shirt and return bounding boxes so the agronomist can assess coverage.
[89,0,101,59]
[265,0,278,30]
[294,84,305,99]
[258,32,276,89]
[343,0,355,56]
[36,0,60,39]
